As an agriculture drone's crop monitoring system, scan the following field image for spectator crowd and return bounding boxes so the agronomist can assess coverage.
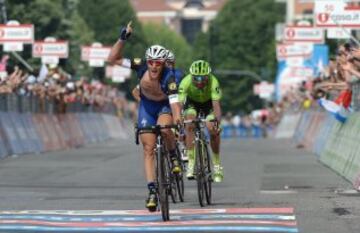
[271,41,360,123]
[0,55,131,117]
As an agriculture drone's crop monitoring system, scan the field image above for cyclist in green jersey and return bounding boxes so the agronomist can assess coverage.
[179,60,224,182]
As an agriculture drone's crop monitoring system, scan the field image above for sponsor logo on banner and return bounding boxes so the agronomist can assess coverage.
[315,0,360,28]
[81,43,111,68]
[81,46,111,61]
[0,24,34,43]
[33,41,69,58]
[284,26,324,43]
[276,43,313,60]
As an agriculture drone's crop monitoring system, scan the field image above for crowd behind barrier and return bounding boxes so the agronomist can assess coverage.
[0,56,135,159]
[271,41,360,191]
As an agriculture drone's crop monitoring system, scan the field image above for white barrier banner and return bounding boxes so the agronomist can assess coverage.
[3,42,23,52]
[89,59,105,67]
[81,47,111,61]
[276,43,313,60]
[0,24,34,43]
[33,41,69,58]
[41,56,59,65]
[327,28,351,39]
[284,26,324,43]
[315,0,360,28]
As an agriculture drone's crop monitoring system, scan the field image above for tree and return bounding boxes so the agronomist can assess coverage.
[77,0,148,93]
[78,0,147,59]
[5,0,95,75]
[193,0,285,113]
[143,23,192,71]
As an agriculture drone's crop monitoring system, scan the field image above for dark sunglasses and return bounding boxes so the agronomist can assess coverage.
[147,60,164,66]
[193,75,208,82]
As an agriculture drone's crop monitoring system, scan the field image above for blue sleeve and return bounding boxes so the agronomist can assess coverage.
[174,69,184,84]
[134,63,147,80]
[163,68,178,95]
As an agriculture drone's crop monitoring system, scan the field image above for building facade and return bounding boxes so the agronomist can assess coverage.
[130,0,227,43]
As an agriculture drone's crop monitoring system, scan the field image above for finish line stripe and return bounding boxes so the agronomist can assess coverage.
[0,208,294,216]
[0,219,298,227]
[0,225,299,232]
[0,214,296,222]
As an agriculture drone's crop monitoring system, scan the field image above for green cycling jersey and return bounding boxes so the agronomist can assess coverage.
[178,74,222,103]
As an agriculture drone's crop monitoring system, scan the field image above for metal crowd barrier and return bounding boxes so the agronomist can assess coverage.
[351,80,360,111]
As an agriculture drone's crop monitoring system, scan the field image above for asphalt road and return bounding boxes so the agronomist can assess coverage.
[0,136,359,232]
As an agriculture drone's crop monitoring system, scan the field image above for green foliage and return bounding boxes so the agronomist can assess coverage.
[78,0,147,58]
[143,23,192,71]
[5,0,94,75]
[193,0,285,113]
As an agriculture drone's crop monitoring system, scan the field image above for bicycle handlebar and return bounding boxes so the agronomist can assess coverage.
[183,118,218,125]
[135,124,179,145]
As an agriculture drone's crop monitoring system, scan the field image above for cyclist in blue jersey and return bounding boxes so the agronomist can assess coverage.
[132,49,183,102]
[108,22,183,211]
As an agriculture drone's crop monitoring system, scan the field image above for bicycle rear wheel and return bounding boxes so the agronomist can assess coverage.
[158,148,170,221]
[195,139,205,207]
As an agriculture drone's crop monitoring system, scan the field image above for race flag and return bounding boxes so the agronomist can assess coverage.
[318,98,349,123]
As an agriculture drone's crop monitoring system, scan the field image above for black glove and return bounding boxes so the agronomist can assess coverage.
[119,26,131,41]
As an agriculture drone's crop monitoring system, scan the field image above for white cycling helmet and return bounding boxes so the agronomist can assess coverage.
[145,45,168,60]
[167,50,175,62]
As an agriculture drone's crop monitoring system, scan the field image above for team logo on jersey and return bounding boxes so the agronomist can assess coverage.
[141,118,147,127]
[215,87,220,94]
[133,58,142,65]
[169,82,177,91]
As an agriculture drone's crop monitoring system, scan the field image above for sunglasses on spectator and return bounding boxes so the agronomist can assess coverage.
[147,60,164,67]
[193,75,208,82]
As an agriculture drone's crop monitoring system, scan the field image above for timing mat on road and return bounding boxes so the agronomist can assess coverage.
[0,207,298,232]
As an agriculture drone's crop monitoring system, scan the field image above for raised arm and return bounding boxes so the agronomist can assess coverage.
[107,21,133,66]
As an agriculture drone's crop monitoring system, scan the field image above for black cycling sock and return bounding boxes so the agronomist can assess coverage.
[147,182,156,193]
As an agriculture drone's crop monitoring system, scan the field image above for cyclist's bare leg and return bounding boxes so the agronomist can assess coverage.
[157,113,176,151]
[185,114,196,151]
[207,121,220,154]
[140,133,156,182]
[185,114,196,178]
[207,121,223,181]
[157,113,182,173]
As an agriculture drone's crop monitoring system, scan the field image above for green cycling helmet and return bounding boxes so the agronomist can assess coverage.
[189,60,211,76]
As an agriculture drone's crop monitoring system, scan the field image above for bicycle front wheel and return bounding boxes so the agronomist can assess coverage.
[204,144,212,205]
[195,139,205,207]
[158,148,170,221]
